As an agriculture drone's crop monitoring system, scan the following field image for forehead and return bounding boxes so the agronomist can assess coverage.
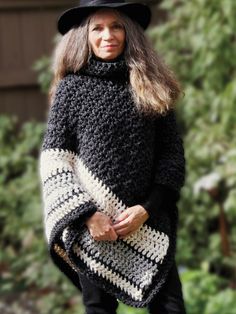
[89,8,121,24]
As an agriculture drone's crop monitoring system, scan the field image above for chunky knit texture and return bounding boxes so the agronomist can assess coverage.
[39,54,185,308]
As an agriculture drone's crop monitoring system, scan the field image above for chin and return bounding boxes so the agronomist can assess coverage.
[98,52,121,61]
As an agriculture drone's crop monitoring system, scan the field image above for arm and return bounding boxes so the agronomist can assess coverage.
[39,76,97,246]
[140,109,185,220]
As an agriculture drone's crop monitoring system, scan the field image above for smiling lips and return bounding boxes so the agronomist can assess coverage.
[103,45,118,49]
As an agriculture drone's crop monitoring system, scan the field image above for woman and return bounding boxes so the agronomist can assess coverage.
[39,1,187,313]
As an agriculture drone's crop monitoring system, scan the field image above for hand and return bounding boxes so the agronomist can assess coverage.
[85,212,118,241]
[112,205,149,239]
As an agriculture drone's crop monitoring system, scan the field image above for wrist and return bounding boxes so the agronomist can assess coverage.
[85,211,97,226]
[139,205,150,220]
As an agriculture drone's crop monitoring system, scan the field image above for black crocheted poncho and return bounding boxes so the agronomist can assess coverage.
[39,53,185,308]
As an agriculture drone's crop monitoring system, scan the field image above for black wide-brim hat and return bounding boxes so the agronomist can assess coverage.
[58,0,152,35]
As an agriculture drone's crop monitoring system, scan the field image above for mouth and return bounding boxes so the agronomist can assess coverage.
[103,45,118,48]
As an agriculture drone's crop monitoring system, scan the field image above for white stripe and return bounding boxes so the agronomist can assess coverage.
[43,185,89,214]
[43,172,74,197]
[73,243,144,301]
[39,149,76,182]
[75,157,169,262]
[75,158,127,219]
[39,149,93,242]
[78,228,160,287]
[124,225,169,263]
[44,194,88,242]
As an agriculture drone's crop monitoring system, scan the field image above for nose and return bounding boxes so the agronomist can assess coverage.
[102,27,113,40]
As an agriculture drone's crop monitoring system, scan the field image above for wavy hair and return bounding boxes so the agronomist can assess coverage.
[49,8,182,116]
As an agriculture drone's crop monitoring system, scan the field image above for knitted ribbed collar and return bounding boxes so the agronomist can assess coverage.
[80,53,129,81]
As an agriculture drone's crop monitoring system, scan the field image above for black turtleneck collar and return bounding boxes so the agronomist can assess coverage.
[79,53,129,81]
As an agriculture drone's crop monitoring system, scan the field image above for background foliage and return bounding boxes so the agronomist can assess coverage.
[148,0,236,276]
[1,0,235,313]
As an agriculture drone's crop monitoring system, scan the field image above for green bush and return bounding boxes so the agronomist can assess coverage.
[0,115,85,313]
[181,269,227,314]
[205,288,236,314]
[181,268,236,314]
[148,0,236,277]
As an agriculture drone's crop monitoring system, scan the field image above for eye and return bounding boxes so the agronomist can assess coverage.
[92,26,102,31]
[112,24,123,29]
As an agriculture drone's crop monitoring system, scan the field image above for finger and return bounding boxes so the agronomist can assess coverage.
[120,227,138,238]
[113,214,130,227]
[93,232,108,241]
[96,234,110,241]
[113,211,129,224]
[112,219,130,230]
[96,228,118,241]
[110,228,118,240]
[115,227,131,235]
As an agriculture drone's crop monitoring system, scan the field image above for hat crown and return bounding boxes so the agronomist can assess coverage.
[80,0,125,6]
[58,0,151,35]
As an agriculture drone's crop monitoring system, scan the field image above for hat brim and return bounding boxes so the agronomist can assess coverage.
[57,3,152,35]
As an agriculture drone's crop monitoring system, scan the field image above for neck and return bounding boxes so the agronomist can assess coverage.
[91,52,125,63]
[79,52,129,81]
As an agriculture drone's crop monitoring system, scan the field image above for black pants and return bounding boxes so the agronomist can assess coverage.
[78,260,187,314]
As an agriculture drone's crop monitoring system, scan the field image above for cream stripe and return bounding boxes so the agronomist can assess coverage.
[73,243,144,301]
[41,163,73,182]
[39,149,76,182]
[75,158,127,220]
[40,148,92,199]
[44,194,88,242]
[39,149,93,242]
[122,225,169,263]
[75,157,169,262]
[78,228,159,287]
[43,172,74,196]
[43,185,89,214]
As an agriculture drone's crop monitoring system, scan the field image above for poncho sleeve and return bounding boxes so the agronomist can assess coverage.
[140,109,185,220]
[38,77,97,289]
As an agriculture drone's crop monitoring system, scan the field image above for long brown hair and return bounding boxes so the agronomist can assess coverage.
[49,8,182,116]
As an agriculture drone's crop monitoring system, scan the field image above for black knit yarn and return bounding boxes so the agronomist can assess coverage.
[80,53,129,80]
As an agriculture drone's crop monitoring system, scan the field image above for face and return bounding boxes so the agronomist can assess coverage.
[88,9,126,61]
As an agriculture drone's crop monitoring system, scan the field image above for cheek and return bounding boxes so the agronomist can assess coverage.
[88,34,98,49]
